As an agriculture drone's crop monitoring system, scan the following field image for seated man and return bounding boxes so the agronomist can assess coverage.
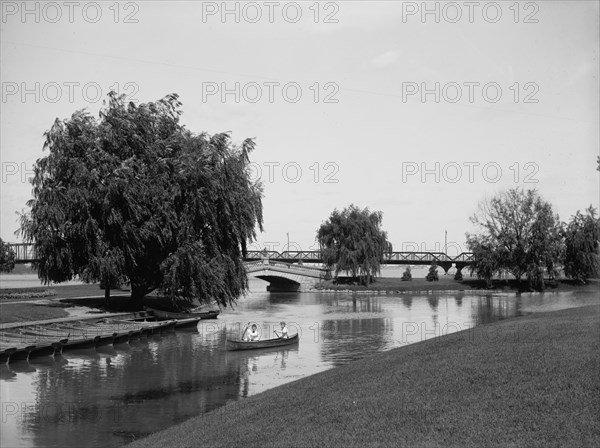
[274,321,288,339]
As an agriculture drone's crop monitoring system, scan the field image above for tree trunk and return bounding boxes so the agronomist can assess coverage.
[105,286,110,301]
[131,284,147,304]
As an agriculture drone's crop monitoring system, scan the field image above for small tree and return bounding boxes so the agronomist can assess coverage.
[563,206,600,283]
[401,266,412,281]
[465,234,502,288]
[0,239,16,273]
[426,263,439,282]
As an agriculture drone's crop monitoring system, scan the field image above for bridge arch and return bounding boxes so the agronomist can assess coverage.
[245,261,327,292]
[252,274,302,292]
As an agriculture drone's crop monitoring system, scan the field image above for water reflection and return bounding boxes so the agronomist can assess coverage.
[320,318,392,367]
[455,295,463,307]
[1,288,596,448]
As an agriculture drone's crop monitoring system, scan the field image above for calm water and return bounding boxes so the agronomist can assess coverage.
[1,278,597,448]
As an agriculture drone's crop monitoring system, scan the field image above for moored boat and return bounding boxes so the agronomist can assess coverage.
[226,333,299,351]
[144,307,220,321]
[0,319,177,363]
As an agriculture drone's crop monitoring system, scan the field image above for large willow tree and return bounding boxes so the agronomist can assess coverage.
[20,93,263,306]
[317,205,390,285]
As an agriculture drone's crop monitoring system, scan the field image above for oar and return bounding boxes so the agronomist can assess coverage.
[240,322,250,341]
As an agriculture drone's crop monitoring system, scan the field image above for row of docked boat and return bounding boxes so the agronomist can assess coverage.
[0,316,178,364]
[1,307,222,364]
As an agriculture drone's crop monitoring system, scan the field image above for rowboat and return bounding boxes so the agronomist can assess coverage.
[226,333,299,351]
[144,307,220,322]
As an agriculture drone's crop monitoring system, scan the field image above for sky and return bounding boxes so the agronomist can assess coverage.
[1,1,599,256]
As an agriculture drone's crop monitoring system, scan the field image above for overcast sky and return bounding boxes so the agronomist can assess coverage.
[1,1,598,255]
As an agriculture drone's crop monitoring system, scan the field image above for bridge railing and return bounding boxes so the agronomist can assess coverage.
[383,252,453,263]
[245,250,473,264]
[244,251,281,260]
[7,243,38,262]
[9,243,474,266]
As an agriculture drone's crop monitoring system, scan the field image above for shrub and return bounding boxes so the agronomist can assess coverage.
[401,267,412,281]
[426,264,439,282]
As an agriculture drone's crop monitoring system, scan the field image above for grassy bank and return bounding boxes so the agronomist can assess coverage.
[315,276,600,294]
[130,305,599,448]
[0,288,56,300]
[0,302,70,323]
[0,286,197,324]
[0,284,129,324]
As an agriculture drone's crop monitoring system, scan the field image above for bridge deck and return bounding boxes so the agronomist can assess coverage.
[7,244,473,266]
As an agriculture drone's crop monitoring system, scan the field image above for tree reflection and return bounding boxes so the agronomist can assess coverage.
[20,331,245,448]
[470,295,517,325]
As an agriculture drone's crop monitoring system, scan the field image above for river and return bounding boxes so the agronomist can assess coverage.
[1,278,597,448]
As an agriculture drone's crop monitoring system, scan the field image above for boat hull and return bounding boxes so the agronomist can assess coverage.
[145,307,220,321]
[226,333,299,351]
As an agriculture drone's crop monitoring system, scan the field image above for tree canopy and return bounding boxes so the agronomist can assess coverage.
[19,92,263,306]
[317,204,390,285]
[563,206,600,283]
[0,239,16,273]
[466,188,562,290]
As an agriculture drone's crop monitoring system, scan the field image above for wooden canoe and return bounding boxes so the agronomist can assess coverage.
[226,333,299,351]
[144,307,220,321]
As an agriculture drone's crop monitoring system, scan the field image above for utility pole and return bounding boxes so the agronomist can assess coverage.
[286,232,289,252]
[444,230,447,254]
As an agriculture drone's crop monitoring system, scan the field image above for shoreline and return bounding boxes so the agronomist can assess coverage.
[129,304,600,448]
[310,277,600,295]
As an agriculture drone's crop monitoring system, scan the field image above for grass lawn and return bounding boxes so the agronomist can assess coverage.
[0,291,206,324]
[0,302,69,323]
[0,288,57,300]
[129,304,600,448]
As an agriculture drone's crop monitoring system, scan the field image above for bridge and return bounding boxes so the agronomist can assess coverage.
[8,244,473,268]
[243,250,474,273]
[6,243,474,291]
[245,260,329,291]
